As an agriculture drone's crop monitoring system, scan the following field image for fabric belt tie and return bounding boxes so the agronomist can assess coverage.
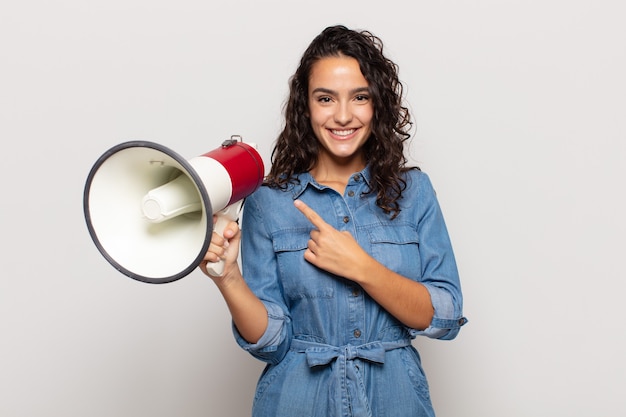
[292,339,410,367]
[290,338,412,416]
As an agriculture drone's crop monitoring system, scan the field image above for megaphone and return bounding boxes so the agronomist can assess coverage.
[83,136,264,284]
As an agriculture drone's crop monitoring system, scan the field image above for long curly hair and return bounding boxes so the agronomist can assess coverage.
[266,25,416,219]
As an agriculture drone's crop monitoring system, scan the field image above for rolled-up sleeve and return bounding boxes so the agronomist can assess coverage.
[411,284,467,340]
[233,302,291,364]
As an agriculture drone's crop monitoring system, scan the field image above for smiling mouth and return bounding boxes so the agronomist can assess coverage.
[330,128,356,137]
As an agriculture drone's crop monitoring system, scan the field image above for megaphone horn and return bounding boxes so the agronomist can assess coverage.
[83,136,265,284]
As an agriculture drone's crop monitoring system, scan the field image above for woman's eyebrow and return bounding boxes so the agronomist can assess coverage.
[311,86,369,95]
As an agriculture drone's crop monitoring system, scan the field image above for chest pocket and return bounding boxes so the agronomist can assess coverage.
[366,224,422,279]
[272,229,335,299]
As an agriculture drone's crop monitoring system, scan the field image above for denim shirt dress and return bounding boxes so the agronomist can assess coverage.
[236,167,466,417]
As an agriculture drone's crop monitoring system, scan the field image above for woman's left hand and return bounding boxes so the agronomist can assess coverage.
[294,199,371,281]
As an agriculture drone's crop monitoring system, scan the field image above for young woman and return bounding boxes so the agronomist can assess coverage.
[201,25,466,417]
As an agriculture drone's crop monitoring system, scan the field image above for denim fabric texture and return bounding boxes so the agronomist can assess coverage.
[236,167,466,417]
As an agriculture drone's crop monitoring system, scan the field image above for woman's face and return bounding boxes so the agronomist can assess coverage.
[307,56,373,167]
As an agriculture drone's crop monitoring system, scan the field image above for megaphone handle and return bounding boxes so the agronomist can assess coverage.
[205,201,243,276]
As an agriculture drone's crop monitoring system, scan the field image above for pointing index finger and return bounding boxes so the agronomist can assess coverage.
[294,199,328,229]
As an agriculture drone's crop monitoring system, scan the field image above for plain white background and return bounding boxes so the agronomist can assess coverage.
[1,1,624,416]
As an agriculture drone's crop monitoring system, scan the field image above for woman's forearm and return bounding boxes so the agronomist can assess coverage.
[214,272,269,344]
[354,258,434,331]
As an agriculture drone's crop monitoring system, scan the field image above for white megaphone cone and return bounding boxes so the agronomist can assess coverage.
[83,136,264,284]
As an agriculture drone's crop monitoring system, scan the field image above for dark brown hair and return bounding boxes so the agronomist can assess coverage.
[266,25,415,218]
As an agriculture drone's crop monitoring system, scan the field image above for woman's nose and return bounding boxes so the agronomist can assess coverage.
[334,102,353,125]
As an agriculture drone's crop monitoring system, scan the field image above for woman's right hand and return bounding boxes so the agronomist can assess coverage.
[199,219,242,282]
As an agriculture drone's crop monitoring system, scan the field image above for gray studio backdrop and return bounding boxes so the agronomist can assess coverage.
[1,1,624,416]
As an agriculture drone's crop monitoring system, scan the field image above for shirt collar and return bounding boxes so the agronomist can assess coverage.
[289,165,372,200]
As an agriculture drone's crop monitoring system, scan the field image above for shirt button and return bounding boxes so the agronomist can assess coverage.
[354,329,362,338]
[352,288,360,297]
[347,190,355,197]
[343,216,350,223]
[353,174,362,182]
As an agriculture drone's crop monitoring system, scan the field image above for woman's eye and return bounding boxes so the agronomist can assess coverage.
[355,94,370,102]
[318,96,332,103]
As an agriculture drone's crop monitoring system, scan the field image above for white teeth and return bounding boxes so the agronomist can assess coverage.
[331,129,355,136]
